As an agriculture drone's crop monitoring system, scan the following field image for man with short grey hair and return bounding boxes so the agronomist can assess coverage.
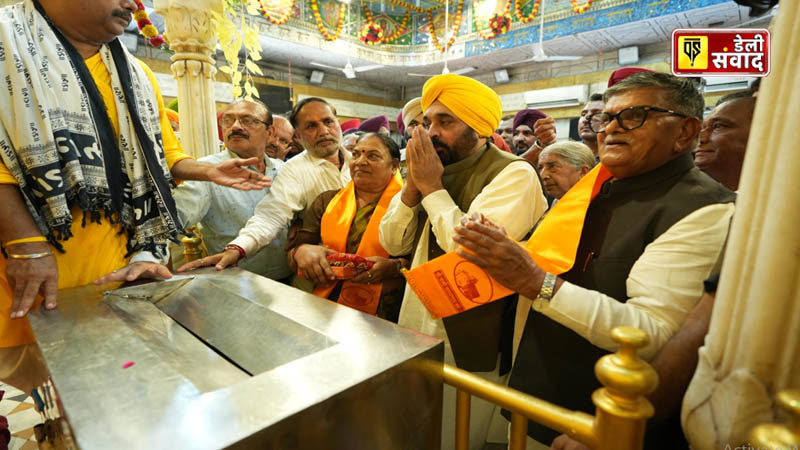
[454,71,735,449]
[537,141,596,199]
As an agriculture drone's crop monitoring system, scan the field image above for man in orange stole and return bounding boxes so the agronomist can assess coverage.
[452,72,736,449]
[378,74,547,449]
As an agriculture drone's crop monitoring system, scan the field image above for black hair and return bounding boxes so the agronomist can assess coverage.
[715,90,756,107]
[356,132,401,161]
[289,97,336,128]
[589,92,604,102]
[228,98,273,126]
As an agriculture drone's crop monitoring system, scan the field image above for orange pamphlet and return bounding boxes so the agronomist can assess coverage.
[403,164,613,319]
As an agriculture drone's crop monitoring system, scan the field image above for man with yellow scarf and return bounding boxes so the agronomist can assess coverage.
[379,74,547,449]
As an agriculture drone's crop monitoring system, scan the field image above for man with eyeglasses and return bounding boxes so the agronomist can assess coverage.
[171,99,291,281]
[180,97,352,278]
[452,72,735,449]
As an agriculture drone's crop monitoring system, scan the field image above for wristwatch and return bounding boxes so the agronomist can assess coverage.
[535,272,557,302]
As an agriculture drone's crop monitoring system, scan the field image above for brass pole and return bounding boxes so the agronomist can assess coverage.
[509,412,528,450]
[455,389,471,450]
[592,327,658,450]
[442,364,595,444]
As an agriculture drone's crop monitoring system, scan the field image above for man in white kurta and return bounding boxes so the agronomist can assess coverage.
[379,74,547,449]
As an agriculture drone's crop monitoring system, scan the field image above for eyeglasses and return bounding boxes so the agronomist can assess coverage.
[219,115,269,128]
[587,106,688,133]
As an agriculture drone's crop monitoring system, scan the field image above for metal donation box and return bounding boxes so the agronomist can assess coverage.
[28,268,444,449]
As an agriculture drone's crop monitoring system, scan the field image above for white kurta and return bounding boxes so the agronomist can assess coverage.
[379,161,547,449]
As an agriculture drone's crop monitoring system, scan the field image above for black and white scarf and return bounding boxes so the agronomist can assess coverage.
[0,0,183,258]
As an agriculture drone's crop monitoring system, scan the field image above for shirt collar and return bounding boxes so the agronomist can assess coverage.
[307,147,349,170]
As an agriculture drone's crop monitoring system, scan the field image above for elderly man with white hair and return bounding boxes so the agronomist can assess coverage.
[537,141,596,200]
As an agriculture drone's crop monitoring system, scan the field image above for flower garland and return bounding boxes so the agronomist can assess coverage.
[570,0,592,14]
[133,0,166,47]
[388,0,440,13]
[513,0,540,23]
[362,5,410,44]
[426,0,464,52]
[310,0,347,41]
[359,22,384,45]
[257,0,294,25]
[382,11,410,43]
[474,0,511,40]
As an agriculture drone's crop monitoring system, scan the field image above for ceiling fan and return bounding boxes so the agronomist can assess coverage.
[503,0,582,66]
[308,7,383,79]
[310,58,383,79]
[408,64,476,77]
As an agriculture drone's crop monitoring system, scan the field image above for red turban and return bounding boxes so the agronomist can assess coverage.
[608,67,655,87]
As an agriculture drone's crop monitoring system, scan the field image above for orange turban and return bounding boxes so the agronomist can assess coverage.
[421,74,502,137]
[165,109,179,124]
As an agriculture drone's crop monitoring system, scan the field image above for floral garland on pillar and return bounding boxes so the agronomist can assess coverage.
[257,0,294,25]
[426,0,464,52]
[474,0,511,40]
[570,0,593,14]
[513,0,540,23]
[311,0,347,41]
[133,0,167,47]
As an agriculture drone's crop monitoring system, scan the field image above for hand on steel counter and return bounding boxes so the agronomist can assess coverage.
[5,242,58,319]
[94,262,173,285]
[177,248,240,272]
[452,212,544,299]
[293,245,337,286]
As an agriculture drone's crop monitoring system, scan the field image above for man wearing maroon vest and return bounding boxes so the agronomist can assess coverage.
[454,72,736,449]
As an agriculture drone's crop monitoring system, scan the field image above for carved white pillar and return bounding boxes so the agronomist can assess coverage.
[154,0,222,159]
[681,3,800,449]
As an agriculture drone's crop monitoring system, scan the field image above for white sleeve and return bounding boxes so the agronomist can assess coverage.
[172,179,211,229]
[230,164,304,254]
[379,191,420,256]
[422,162,547,252]
[532,202,735,360]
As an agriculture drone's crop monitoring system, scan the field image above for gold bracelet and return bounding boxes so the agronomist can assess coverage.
[7,251,53,259]
[4,236,48,246]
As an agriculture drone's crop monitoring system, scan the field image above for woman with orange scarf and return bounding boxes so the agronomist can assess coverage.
[288,133,409,322]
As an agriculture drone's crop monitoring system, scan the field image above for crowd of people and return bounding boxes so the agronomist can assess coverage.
[0,0,762,449]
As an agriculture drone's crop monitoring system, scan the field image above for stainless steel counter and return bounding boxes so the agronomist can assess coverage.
[28,268,444,449]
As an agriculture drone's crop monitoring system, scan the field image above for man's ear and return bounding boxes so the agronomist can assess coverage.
[674,116,702,153]
[580,165,591,177]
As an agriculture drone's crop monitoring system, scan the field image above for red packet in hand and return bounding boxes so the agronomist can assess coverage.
[325,253,375,279]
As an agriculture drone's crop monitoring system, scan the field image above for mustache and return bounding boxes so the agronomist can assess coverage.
[430,137,450,151]
[227,131,249,140]
[111,9,132,22]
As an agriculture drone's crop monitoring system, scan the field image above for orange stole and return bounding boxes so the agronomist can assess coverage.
[313,173,403,315]
[403,164,613,319]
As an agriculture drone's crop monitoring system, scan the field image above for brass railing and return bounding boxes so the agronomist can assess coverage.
[442,326,659,450]
[750,389,800,450]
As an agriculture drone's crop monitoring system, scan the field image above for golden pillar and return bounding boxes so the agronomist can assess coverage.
[154,0,222,159]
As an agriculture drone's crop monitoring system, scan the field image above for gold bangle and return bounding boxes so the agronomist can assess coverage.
[7,251,53,259]
[4,236,48,246]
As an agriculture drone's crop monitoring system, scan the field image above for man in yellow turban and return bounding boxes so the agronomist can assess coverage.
[378,74,548,450]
